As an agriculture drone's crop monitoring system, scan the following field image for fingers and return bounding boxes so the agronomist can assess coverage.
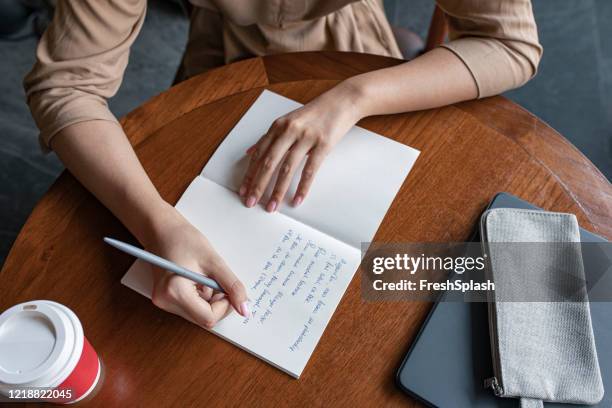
[244,131,295,209]
[152,275,232,329]
[241,114,332,211]
[293,146,328,206]
[245,144,256,155]
[197,284,214,301]
[239,132,275,200]
[210,292,227,303]
[266,142,310,212]
[205,258,250,318]
[179,287,232,329]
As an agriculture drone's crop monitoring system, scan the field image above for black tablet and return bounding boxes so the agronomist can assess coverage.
[396,192,612,407]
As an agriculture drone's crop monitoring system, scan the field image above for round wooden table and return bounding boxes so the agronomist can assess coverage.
[2,52,611,407]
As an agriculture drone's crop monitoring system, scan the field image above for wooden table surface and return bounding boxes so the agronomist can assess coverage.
[2,52,611,407]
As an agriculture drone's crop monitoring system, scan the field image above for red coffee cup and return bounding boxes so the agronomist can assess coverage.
[0,300,102,404]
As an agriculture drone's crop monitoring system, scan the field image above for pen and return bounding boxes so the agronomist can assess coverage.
[103,237,225,293]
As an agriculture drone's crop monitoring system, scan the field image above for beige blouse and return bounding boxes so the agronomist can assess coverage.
[24,0,542,149]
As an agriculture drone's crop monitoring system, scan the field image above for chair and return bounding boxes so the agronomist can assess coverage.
[425,5,448,52]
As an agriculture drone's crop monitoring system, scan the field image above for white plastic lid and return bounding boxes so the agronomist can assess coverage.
[0,300,84,392]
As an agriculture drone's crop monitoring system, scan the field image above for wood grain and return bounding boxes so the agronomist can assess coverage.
[1,52,610,407]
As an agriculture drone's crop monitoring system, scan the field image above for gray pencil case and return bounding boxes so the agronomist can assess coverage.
[480,209,604,408]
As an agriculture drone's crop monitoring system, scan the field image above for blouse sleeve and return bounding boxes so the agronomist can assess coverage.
[23,0,146,149]
[437,0,543,98]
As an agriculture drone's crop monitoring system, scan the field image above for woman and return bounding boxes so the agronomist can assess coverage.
[23,0,542,328]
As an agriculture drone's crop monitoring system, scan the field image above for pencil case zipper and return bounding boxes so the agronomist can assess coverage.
[480,211,505,397]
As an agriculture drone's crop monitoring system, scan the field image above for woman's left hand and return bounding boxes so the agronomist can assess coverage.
[239,82,364,212]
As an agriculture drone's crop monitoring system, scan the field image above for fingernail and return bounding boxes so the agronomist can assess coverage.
[240,302,251,318]
[293,195,303,207]
[239,185,246,197]
[267,200,277,212]
[246,196,256,208]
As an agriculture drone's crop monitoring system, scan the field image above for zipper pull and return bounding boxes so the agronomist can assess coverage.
[484,377,503,396]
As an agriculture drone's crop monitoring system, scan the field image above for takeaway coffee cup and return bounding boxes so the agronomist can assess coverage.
[0,300,102,403]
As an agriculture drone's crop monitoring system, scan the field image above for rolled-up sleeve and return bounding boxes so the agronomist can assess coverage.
[437,0,543,98]
[23,0,146,149]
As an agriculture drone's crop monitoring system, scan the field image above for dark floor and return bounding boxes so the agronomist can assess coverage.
[0,0,611,267]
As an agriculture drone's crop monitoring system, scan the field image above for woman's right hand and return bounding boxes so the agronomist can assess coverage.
[50,122,248,329]
[147,207,250,329]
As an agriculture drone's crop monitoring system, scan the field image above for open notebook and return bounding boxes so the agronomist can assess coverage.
[122,90,420,378]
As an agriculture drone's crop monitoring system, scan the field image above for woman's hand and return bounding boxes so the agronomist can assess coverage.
[148,207,250,329]
[52,122,250,329]
[238,49,482,213]
[239,82,364,212]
